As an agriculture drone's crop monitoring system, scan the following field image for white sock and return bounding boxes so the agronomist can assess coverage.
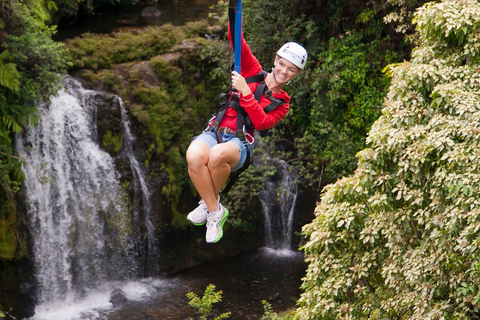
[208,205,221,215]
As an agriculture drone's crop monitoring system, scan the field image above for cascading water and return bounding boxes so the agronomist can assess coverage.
[258,158,298,251]
[119,98,158,272]
[16,76,155,318]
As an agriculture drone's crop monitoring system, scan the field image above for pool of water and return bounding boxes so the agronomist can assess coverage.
[27,248,307,320]
[54,0,219,40]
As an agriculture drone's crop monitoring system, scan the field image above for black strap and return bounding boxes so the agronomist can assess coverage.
[228,0,236,51]
[208,71,286,134]
[221,150,250,194]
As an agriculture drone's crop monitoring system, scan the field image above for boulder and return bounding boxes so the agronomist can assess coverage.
[109,288,128,307]
[140,7,161,18]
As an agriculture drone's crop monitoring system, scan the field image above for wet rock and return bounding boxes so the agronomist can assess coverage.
[174,39,203,54]
[115,61,160,90]
[141,7,161,18]
[109,288,128,307]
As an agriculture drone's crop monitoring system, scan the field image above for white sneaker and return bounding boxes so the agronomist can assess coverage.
[187,199,208,225]
[187,196,220,226]
[206,203,229,243]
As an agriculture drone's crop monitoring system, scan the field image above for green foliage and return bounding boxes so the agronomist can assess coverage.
[0,201,21,259]
[0,51,20,91]
[384,0,427,40]
[0,0,70,260]
[65,20,219,70]
[297,0,480,319]
[5,2,70,101]
[102,130,122,153]
[294,30,398,189]
[261,300,293,320]
[186,284,231,320]
[65,25,178,70]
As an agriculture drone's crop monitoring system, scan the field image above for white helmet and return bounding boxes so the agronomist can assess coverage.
[277,42,308,70]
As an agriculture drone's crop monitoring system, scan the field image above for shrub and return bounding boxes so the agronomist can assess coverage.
[297,1,480,319]
[186,284,231,320]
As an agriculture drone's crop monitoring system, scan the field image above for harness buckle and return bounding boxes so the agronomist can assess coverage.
[231,90,241,98]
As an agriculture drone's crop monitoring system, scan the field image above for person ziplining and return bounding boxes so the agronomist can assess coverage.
[185,0,307,243]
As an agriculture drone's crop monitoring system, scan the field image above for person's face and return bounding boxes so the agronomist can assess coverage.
[274,56,300,84]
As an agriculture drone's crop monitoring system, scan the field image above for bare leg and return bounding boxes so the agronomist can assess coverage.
[208,142,240,196]
[187,141,217,211]
[186,141,240,211]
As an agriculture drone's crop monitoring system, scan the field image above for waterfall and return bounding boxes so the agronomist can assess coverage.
[16,76,154,308]
[258,158,298,251]
[118,98,158,271]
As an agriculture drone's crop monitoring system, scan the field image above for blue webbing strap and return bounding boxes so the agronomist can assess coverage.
[234,0,242,74]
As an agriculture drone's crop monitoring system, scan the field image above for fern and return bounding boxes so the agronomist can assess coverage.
[0,62,20,91]
[0,50,20,91]
[3,115,22,133]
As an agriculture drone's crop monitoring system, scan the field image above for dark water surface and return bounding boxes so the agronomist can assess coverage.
[108,248,307,320]
[54,0,219,40]
[29,248,306,319]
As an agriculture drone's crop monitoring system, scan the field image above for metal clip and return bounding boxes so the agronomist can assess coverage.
[243,125,255,145]
[245,132,255,145]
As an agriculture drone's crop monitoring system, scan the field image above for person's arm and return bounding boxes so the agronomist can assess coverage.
[241,93,290,130]
[227,21,262,78]
[231,71,290,130]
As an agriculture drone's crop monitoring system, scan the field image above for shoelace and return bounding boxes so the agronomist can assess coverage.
[206,213,220,226]
[195,200,207,212]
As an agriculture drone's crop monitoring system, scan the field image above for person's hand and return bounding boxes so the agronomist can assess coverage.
[231,71,252,97]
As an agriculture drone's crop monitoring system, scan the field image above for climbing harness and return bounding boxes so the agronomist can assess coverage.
[203,0,286,194]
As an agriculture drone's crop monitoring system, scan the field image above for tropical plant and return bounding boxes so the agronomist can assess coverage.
[186,284,231,320]
[261,300,294,320]
[297,0,480,319]
[0,0,70,259]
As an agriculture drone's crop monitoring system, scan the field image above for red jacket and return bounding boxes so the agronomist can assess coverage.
[217,24,291,134]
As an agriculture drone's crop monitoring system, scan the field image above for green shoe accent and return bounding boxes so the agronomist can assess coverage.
[190,220,206,226]
[208,207,229,244]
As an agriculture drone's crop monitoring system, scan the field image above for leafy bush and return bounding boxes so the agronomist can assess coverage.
[0,1,70,259]
[65,25,178,69]
[297,28,398,185]
[186,284,231,320]
[261,300,294,320]
[297,0,480,319]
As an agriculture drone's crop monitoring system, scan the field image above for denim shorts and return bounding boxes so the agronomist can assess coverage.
[191,130,253,172]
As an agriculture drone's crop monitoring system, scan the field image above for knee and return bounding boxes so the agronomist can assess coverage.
[186,146,209,171]
[208,146,229,169]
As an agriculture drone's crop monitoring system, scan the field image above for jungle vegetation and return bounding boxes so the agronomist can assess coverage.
[299,0,480,319]
[3,0,480,318]
[0,0,422,259]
